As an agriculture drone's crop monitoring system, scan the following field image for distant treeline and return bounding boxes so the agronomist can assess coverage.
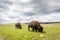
[40,22,60,24]
[25,22,60,24]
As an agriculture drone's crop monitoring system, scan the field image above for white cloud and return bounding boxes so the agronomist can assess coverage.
[22,7,33,12]
[0,0,60,23]
[20,0,31,3]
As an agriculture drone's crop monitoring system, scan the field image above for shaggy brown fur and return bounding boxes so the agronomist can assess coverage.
[28,21,43,32]
[15,22,21,29]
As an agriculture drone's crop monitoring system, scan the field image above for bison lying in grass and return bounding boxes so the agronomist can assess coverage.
[28,21,43,32]
[15,22,21,29]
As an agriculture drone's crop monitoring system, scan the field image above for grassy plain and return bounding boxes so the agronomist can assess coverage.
[0,23,60,40]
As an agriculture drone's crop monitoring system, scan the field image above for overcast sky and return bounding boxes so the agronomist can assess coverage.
[0,0,60,23]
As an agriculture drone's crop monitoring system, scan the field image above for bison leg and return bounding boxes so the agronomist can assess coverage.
[32,27,35,31]
[34,27,38,31]
[32,28,34,31]
[19,25,21,29]
[19,26,21,29]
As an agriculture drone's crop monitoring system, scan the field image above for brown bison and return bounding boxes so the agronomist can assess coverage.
[28,21,43,32]
[15,22,21,29]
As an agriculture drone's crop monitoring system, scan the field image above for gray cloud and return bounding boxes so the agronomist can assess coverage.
[0,19,9,24]
[30,0,49,14]
[23,12,37,16]
[0,0,60,23]
[25,0,60,15]
[53,6,60,13]
[0,0,12,12]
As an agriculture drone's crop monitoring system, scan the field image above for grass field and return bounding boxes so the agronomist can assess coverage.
[0,23,60,40]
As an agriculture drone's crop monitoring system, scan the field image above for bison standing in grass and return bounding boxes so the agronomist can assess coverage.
[28,21,43,32]
[15,22,22,29]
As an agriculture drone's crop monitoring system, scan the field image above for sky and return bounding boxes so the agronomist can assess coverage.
[0,0,60,23]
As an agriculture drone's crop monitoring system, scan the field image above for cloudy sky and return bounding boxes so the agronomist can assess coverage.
[0,0,60,23]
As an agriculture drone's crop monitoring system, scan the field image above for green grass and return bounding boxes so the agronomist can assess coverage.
[0,23,60,40]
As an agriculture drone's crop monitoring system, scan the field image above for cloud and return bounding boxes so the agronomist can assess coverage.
[30,0,60,14]
[0,0,12,12]
[0,0,60,23]
[20,0,31,3]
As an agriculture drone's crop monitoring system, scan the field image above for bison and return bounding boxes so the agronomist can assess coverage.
[28,21,43,32]
[15,22,21,29]
[38,26,43,32]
